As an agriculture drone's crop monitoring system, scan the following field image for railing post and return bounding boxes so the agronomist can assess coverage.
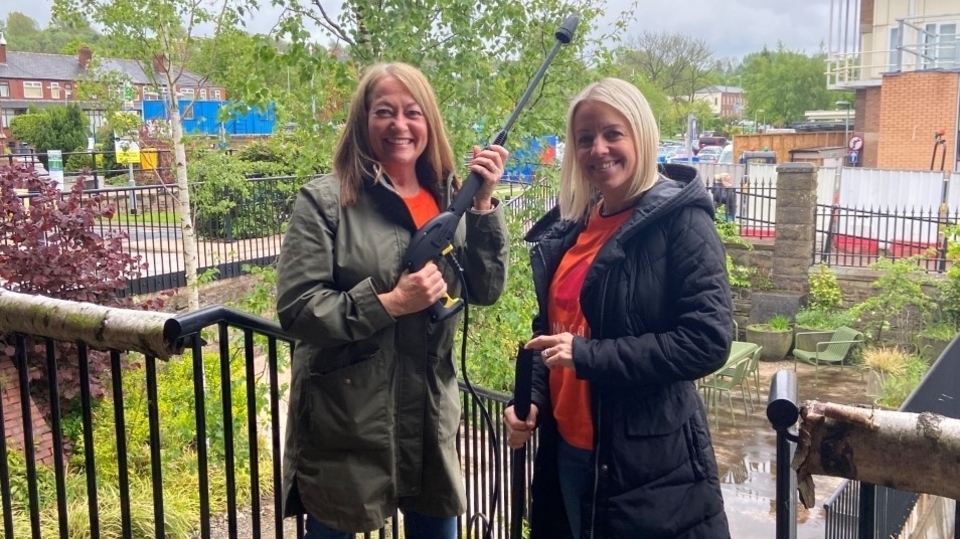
[767,369,800,539]
[857,482,876,539]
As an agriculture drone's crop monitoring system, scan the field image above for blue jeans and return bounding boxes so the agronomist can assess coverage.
[557,438,593,539]
[305,511,457,539]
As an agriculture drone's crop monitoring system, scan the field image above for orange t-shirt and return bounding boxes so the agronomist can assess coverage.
[403,188,441,229]
[548,204,632,450]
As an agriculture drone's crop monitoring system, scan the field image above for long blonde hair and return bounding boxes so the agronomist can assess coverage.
[333,62,458,205]
[558,78,660,222]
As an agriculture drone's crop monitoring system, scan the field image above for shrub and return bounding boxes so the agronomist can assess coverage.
[808,264,844,311]
[795,308,854,331]
[0,164,162,415]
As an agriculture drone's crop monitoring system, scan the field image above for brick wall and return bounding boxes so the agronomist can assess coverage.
[1,357,55,466]
[877,71,960,172]
[856,86,882,168]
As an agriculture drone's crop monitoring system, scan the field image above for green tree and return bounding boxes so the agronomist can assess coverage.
[740,44,844,126]
[9,105,89,164]
[53,0,260,311]
[245,0,636,172]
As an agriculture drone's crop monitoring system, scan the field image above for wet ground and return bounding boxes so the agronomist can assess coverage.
[710,358,874,538]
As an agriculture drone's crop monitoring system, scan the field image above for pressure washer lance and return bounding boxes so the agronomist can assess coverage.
[401,13,581,323]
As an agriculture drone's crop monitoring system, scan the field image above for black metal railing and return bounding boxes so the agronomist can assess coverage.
[0,299,529,539]
[2,149,175,190]
[815,203,960,274]
[72,176,298,295]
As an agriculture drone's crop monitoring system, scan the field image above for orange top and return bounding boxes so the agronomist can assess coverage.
[403,188,441,229]
[548,204,632,450]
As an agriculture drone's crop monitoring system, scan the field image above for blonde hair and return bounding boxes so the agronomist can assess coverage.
[333,62,458,206]
[558,78,660,222]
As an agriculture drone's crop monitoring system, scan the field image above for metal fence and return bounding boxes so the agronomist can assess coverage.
[0,300,532,539]
[63,176,297,295]
[815,203,960,273]
[3,149,175,190]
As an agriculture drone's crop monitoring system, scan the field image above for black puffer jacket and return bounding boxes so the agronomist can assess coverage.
[524,164,732,539]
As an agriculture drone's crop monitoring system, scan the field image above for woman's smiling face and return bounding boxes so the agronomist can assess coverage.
[572,100,637,204]
[366,76,428,176]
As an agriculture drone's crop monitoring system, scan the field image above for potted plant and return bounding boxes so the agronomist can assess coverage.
[861,345,908,400]
[746,314,793,361]
[917,320,957,364]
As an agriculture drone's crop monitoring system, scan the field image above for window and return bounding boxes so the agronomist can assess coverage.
[2,108,25,129]
[23,81,43,99]
[143,89,159,100]
[199,88,207,100]
[50,82,60,99]
[922,23,957,69]
[0,82,10,98]
[889,27,901,71]
[213,89,222,100]
[179,88,195,100]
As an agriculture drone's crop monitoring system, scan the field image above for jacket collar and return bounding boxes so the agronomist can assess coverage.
[524,163,714,244]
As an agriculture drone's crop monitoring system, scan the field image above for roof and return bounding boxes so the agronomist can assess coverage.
[0,50,207,86]
[695,85,744,95]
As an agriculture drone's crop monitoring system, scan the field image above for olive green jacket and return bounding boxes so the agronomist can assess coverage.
[276,173,509,532]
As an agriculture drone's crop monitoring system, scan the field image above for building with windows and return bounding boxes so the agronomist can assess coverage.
[693,85,746,118]
[826,0,959,171]
[0,34,226,152]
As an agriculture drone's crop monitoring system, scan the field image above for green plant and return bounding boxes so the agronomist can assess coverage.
[862,345,909,377]
[876,353,930,409]
[748,314,792,332]
[920,320,957,341]
[849,257,934,342]
[808,264,843,311]
[726,254,756,289]
[795,308,854,331]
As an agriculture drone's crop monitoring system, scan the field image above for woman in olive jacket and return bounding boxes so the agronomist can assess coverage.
[505,78,732,538]
[276,63,510,537]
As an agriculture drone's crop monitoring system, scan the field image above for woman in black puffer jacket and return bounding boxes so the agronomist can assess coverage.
[504,78,732,538]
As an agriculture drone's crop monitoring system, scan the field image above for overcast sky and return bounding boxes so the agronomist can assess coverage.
[2,0,835,60]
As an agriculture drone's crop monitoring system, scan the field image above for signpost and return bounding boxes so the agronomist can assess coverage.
[115,135,141,215]
[47,150,63,191]
[848,135,863,152]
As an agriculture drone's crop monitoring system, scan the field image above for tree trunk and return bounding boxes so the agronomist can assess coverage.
[168,98,201,311]
[0,289,178,360]
[793,400,960,508]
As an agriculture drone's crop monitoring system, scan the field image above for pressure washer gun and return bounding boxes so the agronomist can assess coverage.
[402,14,580,323]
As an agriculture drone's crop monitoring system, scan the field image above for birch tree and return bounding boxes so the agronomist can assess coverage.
[793,400,960,508]
[52,0,260,311]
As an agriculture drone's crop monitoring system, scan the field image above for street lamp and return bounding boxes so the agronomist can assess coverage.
[755,109,764,133]
[836,100,852,164]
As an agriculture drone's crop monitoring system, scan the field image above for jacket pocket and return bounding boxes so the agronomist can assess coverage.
[306,351,391,452]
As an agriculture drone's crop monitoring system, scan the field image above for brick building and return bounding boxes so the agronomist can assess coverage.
[826,0,960,172]
[0,33,226,151]
[694,85,746,118]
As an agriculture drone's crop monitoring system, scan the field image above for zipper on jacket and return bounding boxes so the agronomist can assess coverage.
[588,271,611,539]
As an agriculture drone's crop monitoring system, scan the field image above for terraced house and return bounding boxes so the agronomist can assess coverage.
[0,33,226,152]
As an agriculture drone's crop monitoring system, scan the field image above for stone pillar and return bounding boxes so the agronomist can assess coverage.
[772,162,818,294]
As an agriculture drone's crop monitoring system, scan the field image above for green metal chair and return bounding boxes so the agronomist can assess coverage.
[793,326,864,382]
[699,354,752,429]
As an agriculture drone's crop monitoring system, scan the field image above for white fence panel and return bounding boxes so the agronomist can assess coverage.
[746,163,778,185]
[817,167,840,206]
[838,168,944,209]
[690,163,745,186]
[948,172,960,210]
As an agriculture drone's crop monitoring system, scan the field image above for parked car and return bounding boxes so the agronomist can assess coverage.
[717,143,734,164]
[697,145,724,163]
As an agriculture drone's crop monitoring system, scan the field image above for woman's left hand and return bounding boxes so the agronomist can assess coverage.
[526,332,575,370]
[470,144,508,211]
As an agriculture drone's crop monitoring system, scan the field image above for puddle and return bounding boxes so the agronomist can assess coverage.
[707,359,875,537]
